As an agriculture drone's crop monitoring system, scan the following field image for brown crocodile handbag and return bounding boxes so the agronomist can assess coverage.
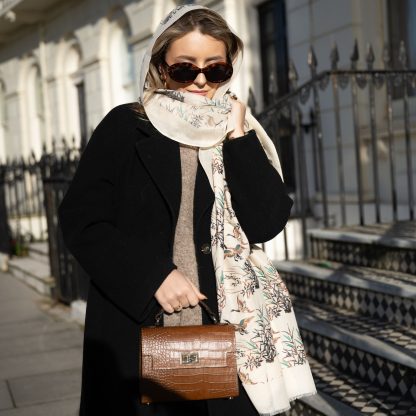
[139,300,239,404]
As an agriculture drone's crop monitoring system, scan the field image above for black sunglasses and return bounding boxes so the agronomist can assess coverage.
[163,61,233,84]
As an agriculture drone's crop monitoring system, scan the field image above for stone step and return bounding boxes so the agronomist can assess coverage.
[303,355,416,415]
[28,241,49,264]
[307,220,416,275]
[276,260,416,328]
[284,388,362,416]
[8,256,55,297]
[294,305,416,402]
[293,296,416,353]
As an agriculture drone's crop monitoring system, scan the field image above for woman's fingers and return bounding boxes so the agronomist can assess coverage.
[227,95,246,139]
[154,269,207,313]
[187,279,208,301]
[160,301,175,314]
[186,290,200,307]
[178,294,190,308]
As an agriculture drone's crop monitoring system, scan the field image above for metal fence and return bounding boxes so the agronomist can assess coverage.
[0,135,90,303]
[253,40,416,259]
[1,152,46,246]
[40,138,90,303]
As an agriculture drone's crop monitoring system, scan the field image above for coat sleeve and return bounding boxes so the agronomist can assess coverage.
[57,106,177,324]
[222,129,294,244]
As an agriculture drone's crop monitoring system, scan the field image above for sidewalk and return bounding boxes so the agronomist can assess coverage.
[0,270,83,415]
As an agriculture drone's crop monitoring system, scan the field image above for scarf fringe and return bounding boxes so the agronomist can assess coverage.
[258,389,319,416]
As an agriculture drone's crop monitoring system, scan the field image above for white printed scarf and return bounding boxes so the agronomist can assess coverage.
[138,5,317,415]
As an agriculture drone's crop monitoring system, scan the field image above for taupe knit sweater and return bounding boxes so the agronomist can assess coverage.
[164,143,203,326]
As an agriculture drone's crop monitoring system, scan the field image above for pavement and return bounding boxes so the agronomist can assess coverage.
[0,270,83,415]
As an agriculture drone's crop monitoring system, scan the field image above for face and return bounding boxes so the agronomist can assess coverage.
[161,30,228,100]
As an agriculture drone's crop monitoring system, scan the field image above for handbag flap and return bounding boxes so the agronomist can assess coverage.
[141,324,236,370]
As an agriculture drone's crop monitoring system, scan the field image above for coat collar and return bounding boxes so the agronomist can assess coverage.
[134,117,214,233]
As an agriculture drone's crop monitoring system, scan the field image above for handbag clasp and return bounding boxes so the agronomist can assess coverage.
[180,352,199,365]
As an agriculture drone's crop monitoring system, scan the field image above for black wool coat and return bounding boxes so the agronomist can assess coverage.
[57,102,294,416]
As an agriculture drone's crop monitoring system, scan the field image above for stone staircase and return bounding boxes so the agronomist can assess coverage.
[278,220,416,416]
[7,241,55,297]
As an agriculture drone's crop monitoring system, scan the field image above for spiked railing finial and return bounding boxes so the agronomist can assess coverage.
[330,42,339,70]
[308,45,318,75]
[366,43,375,70]
[350,39,359,69]
[288,60,299,93]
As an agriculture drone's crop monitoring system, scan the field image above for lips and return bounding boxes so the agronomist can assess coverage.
[188,90,208,94]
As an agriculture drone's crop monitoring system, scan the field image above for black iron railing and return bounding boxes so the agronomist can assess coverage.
[254,40,416,259]
[39,138,90,303]
[0,135,90,303]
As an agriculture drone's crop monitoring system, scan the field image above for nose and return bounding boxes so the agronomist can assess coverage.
[194,72,207,87]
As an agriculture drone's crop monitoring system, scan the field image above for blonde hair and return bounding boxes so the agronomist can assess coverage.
[131,8,244,118]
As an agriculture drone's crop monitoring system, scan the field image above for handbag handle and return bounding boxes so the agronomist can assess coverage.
[154,300,219,326]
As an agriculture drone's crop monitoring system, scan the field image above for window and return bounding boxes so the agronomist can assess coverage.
[387,0,416,97]
[387,0,416,69]
[258,0,289,106]
[257,0,295,192]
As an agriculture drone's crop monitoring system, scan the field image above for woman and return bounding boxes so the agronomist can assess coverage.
[58,4,316,416]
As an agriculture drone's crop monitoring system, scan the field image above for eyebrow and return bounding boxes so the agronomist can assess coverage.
[175,55,225,62]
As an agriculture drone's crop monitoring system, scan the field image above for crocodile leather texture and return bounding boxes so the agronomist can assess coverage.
[140,324,239,403]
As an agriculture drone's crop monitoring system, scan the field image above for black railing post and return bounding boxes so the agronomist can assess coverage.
[0,162,11,255]
[383,44,398,222]
[350,40,365,226]
[309,46,329,227]
[366,43,381,223]
[289,60,308,259]
[399,41,414,220]
[330,43,347,226]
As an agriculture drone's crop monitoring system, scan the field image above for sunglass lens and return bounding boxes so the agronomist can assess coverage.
[205,64,233,83]
[168,63,198,83]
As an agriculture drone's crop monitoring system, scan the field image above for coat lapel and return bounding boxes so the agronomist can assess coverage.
[134,118,214,233]
[194,160,215,228]
[134,120,181,229]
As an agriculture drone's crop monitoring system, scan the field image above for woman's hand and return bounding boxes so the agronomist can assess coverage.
[227,94,246,139]
[154,269,207,313]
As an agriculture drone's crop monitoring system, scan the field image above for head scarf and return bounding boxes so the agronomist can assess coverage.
[138,5,317,415]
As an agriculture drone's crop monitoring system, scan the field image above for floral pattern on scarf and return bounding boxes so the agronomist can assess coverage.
[208,143,317,415]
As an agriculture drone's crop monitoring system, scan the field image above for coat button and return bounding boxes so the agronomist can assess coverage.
[200,243,211,254]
